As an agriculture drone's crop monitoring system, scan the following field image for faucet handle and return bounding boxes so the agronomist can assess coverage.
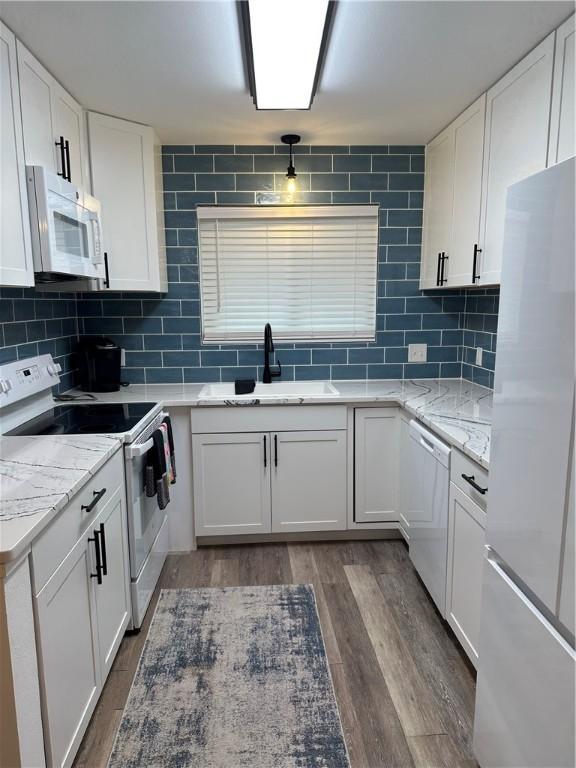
[271,358,282,379]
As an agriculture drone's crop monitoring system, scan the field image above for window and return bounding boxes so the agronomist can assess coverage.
[197,205,379,343]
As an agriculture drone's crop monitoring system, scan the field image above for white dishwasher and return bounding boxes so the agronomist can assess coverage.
[405,419,451,616]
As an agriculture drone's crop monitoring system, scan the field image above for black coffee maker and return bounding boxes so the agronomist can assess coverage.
[76,336,122,392]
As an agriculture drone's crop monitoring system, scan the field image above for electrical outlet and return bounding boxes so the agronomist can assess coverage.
[120,348,126,367]
[475,347,483,367]
[408,343,427,363]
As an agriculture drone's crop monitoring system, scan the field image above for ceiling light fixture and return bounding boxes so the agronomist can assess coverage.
[281,134,301,194]
[239,0,336,110]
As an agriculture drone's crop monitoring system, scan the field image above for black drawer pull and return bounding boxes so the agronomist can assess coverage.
[274,434,278,467]
[461,474,487,495]
[98,523,107,576]
[81,487,107,513]
[263,434,267,468]
[89,530,103,584]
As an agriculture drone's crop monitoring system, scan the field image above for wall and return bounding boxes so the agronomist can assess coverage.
[0,144,499,389]
[78,144,468,384]
[460,288,499,389]
[0,287,78,392]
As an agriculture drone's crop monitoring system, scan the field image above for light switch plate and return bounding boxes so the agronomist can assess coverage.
[476,347,483,367]
[408,343,427,363]
[120,348,126,367]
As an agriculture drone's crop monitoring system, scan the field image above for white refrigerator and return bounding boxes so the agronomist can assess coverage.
[473,157,575,768]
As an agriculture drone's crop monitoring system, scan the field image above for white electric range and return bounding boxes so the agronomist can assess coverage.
[0,354,169,628]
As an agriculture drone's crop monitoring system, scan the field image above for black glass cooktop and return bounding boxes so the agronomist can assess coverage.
[7,402,158,436]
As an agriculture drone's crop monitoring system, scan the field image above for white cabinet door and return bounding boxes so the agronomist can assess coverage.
[398,412,411,537]
[271,431,347,533]
[479,33,555,285]
[446,483,486,666]
[549,14,575,165]
[192,432,271,536]
[420,126,454,289]
[87,112,167,292]
[474,558,576,768]
[447,94,486,288]
[355,408,400,523]
[92,486,131,681]
[50,84,86,189]
[17,41,57,172]
[35,534,100,768]
[0,23,33,287]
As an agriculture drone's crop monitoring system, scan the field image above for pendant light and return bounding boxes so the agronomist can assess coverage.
[281,134,301,195]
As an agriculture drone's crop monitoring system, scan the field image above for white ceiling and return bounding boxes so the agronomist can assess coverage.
[1,1,573,144]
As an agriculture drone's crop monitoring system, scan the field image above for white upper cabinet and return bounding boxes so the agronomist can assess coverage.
[549,14,575,165]
[17,40,87,189]
[447,95,486,288]
[420,95,485,290]
[479,33,555,285]
[0,23,33,287]
[420,126,454,289]
[87,112,167,292]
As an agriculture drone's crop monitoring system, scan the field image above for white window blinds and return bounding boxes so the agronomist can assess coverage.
[197,205,379,343]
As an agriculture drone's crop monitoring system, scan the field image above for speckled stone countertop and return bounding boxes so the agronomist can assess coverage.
[82,378,492,469]
[0,434,122,564]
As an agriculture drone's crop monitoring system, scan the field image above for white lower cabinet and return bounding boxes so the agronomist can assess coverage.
[354,407,400,523]
[92,486,132,680]
[446,483,486,666]
[192,432,272,536]
[271,431,347,532]
[33,455,130,768]
[191,408,347,536]
[35,533,101,768]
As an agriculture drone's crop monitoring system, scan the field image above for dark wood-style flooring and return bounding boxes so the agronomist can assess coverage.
[73,540,478,768]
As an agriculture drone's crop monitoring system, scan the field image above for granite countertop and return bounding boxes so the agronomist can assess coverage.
[0,378,491,565]
[82,378,492,469]
[0,434,123,564]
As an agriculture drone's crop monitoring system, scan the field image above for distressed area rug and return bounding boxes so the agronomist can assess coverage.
[108,584,349,768]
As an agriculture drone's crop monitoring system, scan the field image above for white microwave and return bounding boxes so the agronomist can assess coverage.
[26,166,104,282]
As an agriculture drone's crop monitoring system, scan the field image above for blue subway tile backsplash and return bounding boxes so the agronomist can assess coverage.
[0,145,499,388]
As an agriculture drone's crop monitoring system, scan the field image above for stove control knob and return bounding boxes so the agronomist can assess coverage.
[0,378,12,394]
[47,363,62,376]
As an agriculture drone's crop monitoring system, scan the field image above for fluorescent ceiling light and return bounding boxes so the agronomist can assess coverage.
[242,0,334,110]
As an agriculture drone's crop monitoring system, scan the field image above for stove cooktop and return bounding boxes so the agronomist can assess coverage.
[6,402,158,437]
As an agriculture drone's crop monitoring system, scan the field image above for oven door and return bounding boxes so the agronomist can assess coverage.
[28,166,104,279]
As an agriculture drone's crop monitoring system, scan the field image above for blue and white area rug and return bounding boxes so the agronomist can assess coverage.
[108,584,350,767]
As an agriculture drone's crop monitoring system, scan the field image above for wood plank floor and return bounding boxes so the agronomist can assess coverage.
[73,541,478,768]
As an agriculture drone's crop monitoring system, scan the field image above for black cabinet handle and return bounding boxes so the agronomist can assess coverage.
[274,434,278,467]
[98,523,107,576]
[81,487,107,513]
[472,244,482,284]
[440,252,448,285]
[55,136,67,179]
[461,473,487,495]
[89,530,103,584]
[64,139,71,182]
[103,252,110,288]
[263,435,267,468]
[436,252,442,286]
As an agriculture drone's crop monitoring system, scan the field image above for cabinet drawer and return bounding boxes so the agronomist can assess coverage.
[451,449,489,510]
[32,449,124,594]
[191,405,348,434]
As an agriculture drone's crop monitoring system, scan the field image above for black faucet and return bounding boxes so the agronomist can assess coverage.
[262,323,281,383]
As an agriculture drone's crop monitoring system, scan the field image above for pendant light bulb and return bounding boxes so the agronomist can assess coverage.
[287,176,297,195]
[281,134,301,199]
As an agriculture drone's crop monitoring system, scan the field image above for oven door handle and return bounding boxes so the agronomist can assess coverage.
[125,412,170,459]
